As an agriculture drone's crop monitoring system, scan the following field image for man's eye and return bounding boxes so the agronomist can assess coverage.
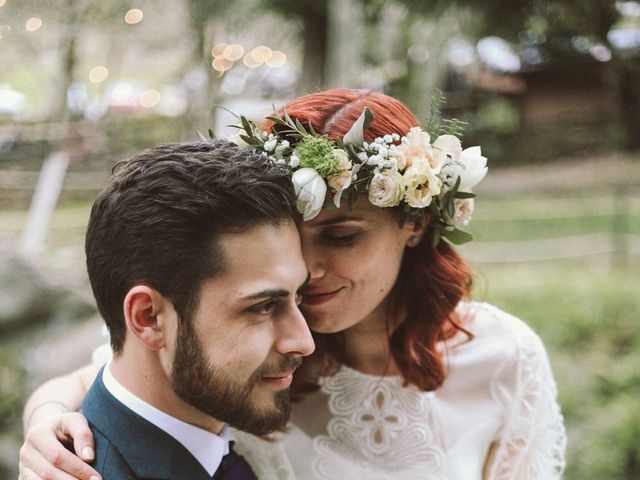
[250,301,277,315]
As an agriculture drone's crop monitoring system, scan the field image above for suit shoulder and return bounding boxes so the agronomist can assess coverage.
[91,426,138,479]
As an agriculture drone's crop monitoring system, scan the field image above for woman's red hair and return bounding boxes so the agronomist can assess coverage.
[270,89,472,393]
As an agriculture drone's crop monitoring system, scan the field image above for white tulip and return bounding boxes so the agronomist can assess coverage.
[432,134,462,169]
[458,146,488,190]
[291,168,327,221]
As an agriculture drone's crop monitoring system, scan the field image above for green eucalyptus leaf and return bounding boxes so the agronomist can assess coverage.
[294,118,307,135]
[442,227,473,245]
[454,191,476,199]
[240,116,253,135]
[265,116,290,127]
[446,199,455,218]
[214,105,240,120]
[240,135,261,146]
[452,175,461,193]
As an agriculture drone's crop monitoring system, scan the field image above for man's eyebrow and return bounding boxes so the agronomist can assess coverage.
[239,289,289,301]
[239,273,311,301]
[311,215,365,227]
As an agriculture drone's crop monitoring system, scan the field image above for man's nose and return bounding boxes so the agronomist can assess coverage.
[275,304,315,357]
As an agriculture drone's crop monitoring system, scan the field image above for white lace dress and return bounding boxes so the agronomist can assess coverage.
[234,303,567,479]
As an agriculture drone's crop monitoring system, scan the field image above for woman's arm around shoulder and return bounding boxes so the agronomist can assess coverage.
[20,363,102,480]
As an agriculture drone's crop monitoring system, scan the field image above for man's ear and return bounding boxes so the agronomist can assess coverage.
[123,286,170,351]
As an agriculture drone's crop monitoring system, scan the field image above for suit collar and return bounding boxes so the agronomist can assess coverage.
[82,368,212,480]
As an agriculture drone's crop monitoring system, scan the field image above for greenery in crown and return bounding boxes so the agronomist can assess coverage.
[222,94,487,246]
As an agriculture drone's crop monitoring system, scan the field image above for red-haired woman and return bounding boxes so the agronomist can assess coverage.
[19,89,566,479]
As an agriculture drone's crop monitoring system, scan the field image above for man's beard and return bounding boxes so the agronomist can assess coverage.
[170,319,301,435]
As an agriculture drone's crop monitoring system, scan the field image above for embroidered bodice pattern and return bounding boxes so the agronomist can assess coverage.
[312,367,445,479]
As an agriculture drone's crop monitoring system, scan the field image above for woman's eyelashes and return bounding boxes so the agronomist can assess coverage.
[320,229,363,247]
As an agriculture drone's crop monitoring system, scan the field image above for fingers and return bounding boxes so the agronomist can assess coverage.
[19,448,87,480]
[20,413,101,480]
[55,413,95,462]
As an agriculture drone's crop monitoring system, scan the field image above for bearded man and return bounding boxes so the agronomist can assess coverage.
[28,140,314,480]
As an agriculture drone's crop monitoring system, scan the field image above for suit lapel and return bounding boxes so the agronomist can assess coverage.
[82,368,212,480]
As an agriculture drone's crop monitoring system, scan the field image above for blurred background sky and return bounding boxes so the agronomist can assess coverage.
[1,0,639,478]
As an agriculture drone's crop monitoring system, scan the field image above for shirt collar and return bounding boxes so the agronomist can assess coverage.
[102,363,234,476]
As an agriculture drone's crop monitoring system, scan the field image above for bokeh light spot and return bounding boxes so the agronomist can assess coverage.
[139,89,161,108]
[251,45,273,63]
[211,42,229,57]
[89,66,109,83]
[223,44,244,61]
[26,17,43,32]
[125,8,144,25]
[243,53,262,68]
[266,50,287,68]
[212,56,233,72]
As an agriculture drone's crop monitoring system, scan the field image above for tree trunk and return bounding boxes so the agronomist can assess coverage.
[618,60,640,151]
[298,4,328,93]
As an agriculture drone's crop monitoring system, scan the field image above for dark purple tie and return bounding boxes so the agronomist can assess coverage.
[212,442,258,480]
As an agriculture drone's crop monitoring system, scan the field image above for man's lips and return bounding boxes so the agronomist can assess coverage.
[302,287,343,306]
[261,370,295,388]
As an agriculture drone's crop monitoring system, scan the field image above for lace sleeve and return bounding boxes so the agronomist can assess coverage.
[486,324,567,479]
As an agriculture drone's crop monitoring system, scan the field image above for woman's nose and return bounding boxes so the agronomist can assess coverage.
[301,239,326,282]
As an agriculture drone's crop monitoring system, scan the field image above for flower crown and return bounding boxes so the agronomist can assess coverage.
[226,99,487,245]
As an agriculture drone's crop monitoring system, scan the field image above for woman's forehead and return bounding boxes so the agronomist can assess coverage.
[306,200,393,227]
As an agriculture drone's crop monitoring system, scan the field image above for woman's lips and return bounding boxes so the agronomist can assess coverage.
[302,288,342,306]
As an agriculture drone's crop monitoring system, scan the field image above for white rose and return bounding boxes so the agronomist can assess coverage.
[327,169,352,192]
[458,146,488,190]
[292,168,327,221]
[453,198,474,226]
[396,127,431,170]
[402,162,442,208]
[368,170,404,208]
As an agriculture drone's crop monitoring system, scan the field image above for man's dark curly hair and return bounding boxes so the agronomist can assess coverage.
[85,139,297,353]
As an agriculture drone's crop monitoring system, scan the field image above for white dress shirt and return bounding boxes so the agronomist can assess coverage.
[102,363,234,476]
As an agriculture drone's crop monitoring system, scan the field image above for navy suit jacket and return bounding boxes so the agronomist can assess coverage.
[81,369,215,480]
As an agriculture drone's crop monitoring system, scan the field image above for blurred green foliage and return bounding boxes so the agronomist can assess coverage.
[0,350,26,432]
[479,265,640,479]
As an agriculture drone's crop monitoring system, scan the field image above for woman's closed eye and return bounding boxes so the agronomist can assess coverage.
[321,231,362,246]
